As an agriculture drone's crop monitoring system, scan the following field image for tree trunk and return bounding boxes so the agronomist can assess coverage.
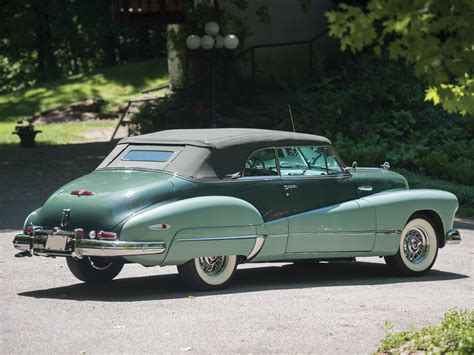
[103,34,117,66]
[35,2,58,78]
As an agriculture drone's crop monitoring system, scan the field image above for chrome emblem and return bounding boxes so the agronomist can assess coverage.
[60,209,71,229]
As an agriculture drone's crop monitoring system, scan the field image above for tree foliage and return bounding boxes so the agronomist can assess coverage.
[0,0,166,94]
[326,0,474,115]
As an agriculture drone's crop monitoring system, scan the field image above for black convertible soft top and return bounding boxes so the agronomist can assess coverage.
[112,129,331,179]
[120,128,330,148]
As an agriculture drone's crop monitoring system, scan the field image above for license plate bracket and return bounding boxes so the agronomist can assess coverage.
[45,233,68,251]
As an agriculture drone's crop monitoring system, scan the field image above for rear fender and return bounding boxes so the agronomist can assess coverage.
[120,196,264,266]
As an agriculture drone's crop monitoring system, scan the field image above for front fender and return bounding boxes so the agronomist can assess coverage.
[363,189,458,253]
[120,196,264,266]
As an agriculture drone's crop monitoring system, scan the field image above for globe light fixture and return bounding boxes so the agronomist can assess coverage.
[224,34,239,50]
[185,35,200,50]
[204,21,220,36]
[200,35,215,50]
[185,23,239,128]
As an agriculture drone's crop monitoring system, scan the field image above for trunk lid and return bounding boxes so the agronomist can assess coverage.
[35,169,175,231]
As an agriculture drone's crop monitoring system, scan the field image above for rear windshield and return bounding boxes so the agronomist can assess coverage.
[103,144,184,170]
[122,150,174,162]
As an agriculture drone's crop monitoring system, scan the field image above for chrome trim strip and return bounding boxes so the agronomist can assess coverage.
[290,229,401,237]
[75,240,166,257]
[446,229,461,244]
[267,233,288,238]
[176,234,257,242]
[246,235,267,262]
[379,229,402,235]
[281,174,352,181]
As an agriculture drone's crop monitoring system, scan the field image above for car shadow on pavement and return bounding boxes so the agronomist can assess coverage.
[18,261,468,302]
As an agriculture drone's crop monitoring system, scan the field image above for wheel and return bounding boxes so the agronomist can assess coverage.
[177,255,238,291]
[385,216,438,276]
[66,256,124,283]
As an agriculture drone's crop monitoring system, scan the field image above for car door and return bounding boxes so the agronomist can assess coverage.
[211,147,287,223]
[279,146,376,253]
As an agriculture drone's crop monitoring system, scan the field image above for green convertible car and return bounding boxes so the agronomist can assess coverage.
[13,129,461,290]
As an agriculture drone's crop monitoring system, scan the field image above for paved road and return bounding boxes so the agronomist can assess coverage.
[1,223,472,354]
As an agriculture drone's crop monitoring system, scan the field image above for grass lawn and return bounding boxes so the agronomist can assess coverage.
[0,58,169,123]
[1,120,118,146]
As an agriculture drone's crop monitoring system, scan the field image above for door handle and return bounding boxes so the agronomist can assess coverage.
[358,185,373,192]
[284,184,298,190]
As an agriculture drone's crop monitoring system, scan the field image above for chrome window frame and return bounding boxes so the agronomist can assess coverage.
[239,144,350,180]
[240,147,280,178]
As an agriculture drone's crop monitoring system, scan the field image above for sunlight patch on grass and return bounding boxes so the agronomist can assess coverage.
[0,59,169,123]
[0,120,117,145]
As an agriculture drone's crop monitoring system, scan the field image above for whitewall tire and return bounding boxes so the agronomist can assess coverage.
[177,255,238,291]
[385,217,438,275]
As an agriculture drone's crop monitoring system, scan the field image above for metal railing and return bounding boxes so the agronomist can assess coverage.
[236,28,329,82]
[110,83,170,141]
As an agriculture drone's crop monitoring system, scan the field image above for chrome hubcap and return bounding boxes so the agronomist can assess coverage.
[198,256,228,276]
[403,227,430,264]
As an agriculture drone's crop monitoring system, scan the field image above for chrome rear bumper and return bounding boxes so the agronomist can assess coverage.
[446,229,461,245]
[13,232,166,258]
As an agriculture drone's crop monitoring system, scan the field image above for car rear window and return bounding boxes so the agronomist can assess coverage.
[122,150,174,162]
[103,144,184,171]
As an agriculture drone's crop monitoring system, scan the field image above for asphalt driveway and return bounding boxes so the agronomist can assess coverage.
[0,143,472,353]
[0,223,472,354]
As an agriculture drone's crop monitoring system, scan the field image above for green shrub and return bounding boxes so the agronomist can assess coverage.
[273,54,474,186]
[378,309,474,354]
[397,169,474,208]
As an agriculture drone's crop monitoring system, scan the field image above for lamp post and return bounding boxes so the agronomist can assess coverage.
[186,22,239,128]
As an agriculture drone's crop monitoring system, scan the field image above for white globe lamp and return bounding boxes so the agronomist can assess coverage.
[204,21,220,36]
[185,35,200,50]
[200,35,215,50]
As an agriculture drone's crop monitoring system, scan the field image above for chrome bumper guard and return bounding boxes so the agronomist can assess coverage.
[446,229,461,245]
[13,232,166,258]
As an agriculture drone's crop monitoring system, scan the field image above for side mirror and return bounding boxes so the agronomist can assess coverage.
[380,161,390,170]
[352,161,357,170]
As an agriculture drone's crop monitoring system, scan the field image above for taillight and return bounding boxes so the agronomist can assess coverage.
[71,190,94,196]
[24,227,34,235]
[97,231,117,239]
[73,228,85,238]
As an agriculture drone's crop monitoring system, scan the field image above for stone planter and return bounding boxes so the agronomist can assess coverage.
[13,129,42,147]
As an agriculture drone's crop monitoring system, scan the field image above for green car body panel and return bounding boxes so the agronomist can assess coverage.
[16,129,459,269]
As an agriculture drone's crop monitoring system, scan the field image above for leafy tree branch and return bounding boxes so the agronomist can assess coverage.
[326,0,474,115]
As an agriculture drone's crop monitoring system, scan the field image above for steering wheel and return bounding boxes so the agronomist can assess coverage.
[246,157,266,170]
[310,152,324,165]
